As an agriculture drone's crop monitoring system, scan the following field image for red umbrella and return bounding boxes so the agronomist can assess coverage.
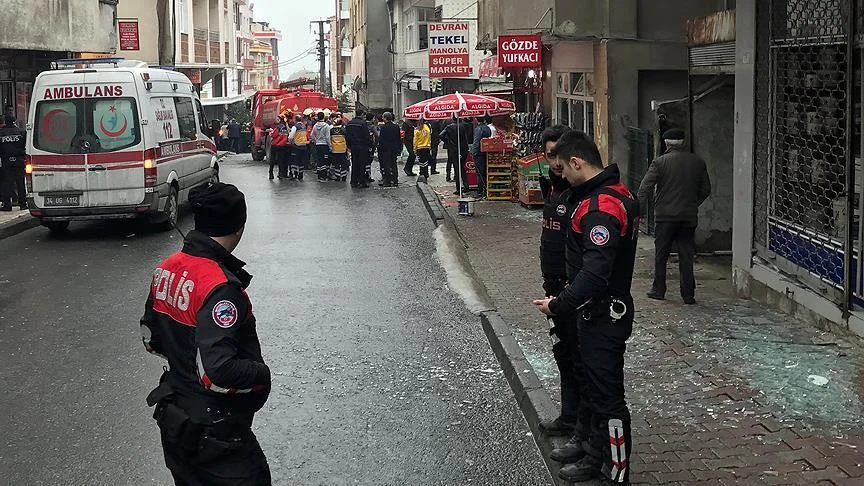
[403,92,515,120]
[403,93,514,199]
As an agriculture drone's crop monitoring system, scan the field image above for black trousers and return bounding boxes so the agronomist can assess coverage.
[269,146,289,177]
[230,137,240,153]
[350,149,370,186]
[314,145,331,180]
[330,152,349,180]
[578,312,632,483]
[473,155,487,194]
[379,149,399,184]
[551,314,589,437]
[446,149,469,192]
[416,148,431,178]
[162,427,271,486]
[652,221,697,298]
[1,159,25,208]
[430,141,439,171]
[403,141,416,172]
[294,146,308,170]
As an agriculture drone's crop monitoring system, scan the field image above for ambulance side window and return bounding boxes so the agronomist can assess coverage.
[194,99,210,139]
[173,97,197,141]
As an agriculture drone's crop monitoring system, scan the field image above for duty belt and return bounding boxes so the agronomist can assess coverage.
[579,297,629,323]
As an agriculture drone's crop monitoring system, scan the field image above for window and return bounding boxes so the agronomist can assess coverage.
[34,98,141,154]
[173,97,198,140]
[555,71,595,136]
[179,0,189,33]
[407,7,435,51]
[194,99,209,138]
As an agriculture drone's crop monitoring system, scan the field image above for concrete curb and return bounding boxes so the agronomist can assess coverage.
[415,181,572,486]
[0,214,39,241]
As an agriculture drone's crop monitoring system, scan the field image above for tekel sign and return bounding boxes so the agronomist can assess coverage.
[498,34,542,68]
[428,22,471,78]
[118,20,140,51]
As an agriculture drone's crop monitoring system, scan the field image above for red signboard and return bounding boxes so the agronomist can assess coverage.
[118,20,140,51]
[479,56,501,78]
[428,22,471,78]
[497,34,542,68]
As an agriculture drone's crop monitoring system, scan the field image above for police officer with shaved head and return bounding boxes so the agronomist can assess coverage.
[140,182,271,485]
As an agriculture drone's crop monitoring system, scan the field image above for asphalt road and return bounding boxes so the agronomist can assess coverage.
[0,154,549,485]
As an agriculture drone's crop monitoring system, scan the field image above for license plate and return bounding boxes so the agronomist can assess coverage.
[43,195,81,207]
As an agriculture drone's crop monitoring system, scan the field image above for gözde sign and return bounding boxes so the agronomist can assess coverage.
[497,34,542,68]
[428,22,471,78]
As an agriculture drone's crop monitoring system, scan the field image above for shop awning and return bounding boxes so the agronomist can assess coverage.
[200,91,256,107]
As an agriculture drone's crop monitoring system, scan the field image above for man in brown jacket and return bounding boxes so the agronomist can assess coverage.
[637,128,711,305]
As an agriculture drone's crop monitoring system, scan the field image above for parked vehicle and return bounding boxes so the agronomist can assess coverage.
[26,58,218,233]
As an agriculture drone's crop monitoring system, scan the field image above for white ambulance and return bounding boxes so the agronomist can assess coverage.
[25,59,219,233]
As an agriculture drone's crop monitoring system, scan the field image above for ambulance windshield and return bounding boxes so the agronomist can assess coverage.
[34,98,141,154]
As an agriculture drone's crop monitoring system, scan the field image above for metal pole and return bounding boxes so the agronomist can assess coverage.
[843,0,856,314]
[311,20,329,96]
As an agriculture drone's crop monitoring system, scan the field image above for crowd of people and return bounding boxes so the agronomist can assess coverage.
[264,108,502,196]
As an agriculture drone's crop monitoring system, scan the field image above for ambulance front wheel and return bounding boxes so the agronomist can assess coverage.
[43,220,70,234]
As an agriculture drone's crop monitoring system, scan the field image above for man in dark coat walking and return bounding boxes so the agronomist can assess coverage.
[637,128,711,305]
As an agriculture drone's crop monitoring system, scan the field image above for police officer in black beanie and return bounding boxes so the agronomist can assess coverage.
[140,182,272,486]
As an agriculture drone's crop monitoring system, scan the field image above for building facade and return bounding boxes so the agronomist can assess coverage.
[0,0,118,126]
[330,0,354,98]
[249,39,273,90]
[349,0,393,112]
[732,0,864,336]
[252,22,281,89]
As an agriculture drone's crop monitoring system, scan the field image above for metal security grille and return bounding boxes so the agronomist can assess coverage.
[756,0,856,304]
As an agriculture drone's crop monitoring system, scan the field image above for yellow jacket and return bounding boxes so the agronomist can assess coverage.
[413,124,432,150]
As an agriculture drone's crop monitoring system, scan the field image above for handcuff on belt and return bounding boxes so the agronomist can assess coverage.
[578,298,628,322]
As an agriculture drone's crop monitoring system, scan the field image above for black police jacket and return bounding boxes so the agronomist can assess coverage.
[140,230,271,420]
[0,125,26,161]
[345,117,373,149]
[540,173,573,282]
[549,164,639,318]
[378,122,402,153]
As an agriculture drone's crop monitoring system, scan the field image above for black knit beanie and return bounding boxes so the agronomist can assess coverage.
[189,182,247,237]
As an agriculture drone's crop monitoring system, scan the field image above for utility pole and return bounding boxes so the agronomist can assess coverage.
[310,20,330,96]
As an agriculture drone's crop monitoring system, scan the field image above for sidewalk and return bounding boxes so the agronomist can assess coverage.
[0,207,36,240]
[427,174,864,485]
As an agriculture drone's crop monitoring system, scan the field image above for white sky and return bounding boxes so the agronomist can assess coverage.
[250,0,335,79]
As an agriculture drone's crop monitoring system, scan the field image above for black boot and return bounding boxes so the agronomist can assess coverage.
[269,172,274,180]
[539,417,575,437]
[549,436,587,464]
[558,454,602,482]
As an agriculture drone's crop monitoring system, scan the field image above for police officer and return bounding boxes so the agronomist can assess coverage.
[345,110,373,188]
[536,125,590,449]
[140,182,272,486]
[534,130,638,484]
[0,115,26,211]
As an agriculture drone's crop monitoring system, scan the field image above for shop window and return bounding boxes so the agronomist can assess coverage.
[555,71,595,136]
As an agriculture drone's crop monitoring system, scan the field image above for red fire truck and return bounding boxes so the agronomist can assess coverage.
[249,78,338,161]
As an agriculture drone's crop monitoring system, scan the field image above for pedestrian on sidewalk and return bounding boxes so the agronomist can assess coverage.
[377,112,402,187]
[534,130,639,484]
[140,182,272,486]
[310,112,332,182]
[0,114,26,211]
[328,118,350,182]
[402,118,417,176]
[471,115,494,199]
[636,128,711,305]
[414,118,433,183]
[429,119,442,175]
[536,125,590,445]
[440,116,472,195]
[290,115,309,180]
[345,110,374,188]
